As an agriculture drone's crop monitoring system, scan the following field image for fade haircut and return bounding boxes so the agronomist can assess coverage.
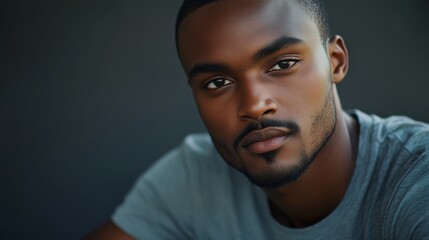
[175,0,331,51]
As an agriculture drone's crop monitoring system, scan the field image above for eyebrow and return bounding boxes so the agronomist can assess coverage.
[253,36,303,61]
[187,36,303,79]
[188,62,229,80]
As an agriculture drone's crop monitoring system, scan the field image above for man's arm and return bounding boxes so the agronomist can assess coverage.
[83,220,134,240]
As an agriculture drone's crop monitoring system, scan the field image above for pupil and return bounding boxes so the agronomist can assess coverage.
[279,61,290,68]
[214,79,224,87]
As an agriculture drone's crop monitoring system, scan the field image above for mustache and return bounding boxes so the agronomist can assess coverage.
[233,119,300,150]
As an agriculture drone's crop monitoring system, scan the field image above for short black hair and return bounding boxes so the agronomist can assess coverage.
[175,0,331,51]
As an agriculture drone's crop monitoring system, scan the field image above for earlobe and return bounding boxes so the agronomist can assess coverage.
[328,35,349,84]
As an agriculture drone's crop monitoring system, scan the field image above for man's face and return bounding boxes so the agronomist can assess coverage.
[178,0,340,188]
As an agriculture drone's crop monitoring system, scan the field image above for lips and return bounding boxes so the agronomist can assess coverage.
[240,127,292,154]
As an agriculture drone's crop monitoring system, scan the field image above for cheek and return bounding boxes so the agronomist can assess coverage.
[300,72,330,112]
[194,94,238,142]
[278,56,331,128]
[194,95,243,166]
[299,54,330,99]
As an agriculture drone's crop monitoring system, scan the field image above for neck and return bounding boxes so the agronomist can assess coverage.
[264,110,359,228]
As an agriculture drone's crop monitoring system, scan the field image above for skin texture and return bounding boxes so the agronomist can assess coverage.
[179,0,337,187]
[86,0,359,237]
[178,0,358,228]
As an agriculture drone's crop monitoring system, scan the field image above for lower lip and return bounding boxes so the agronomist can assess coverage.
[245,136,288,154]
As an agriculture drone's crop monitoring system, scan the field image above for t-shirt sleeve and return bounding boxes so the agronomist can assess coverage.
[387,152,429,239]
[111,146,194,239]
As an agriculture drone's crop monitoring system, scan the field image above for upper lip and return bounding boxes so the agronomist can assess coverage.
[240,127,292,148]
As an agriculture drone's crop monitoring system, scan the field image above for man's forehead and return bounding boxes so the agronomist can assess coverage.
[178,0,318,56]
[180,0,296,26]
[179,0,312,44]
[178,0,296,21]
[177,1,325,77]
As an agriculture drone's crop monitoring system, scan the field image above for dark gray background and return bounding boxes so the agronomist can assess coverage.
[1,0,428,239]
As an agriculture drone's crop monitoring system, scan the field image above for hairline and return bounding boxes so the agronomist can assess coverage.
[175,0,331,59]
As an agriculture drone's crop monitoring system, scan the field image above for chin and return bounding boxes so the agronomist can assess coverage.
[242,150,312,188]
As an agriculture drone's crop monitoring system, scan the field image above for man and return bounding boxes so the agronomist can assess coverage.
[85,0,429,239]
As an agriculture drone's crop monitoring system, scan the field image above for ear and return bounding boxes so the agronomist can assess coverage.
[328,35,349,84]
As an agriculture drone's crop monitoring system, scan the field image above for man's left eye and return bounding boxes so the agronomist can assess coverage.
[268,59,299,72]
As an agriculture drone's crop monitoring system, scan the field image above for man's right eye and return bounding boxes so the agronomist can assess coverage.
[205,78,233,89]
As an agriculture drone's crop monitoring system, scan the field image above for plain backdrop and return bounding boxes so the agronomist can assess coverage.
[1,0,428,239]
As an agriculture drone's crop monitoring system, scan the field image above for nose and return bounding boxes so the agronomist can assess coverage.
[237,81,278,121]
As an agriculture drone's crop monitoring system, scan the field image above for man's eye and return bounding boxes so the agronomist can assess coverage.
[268,59,298,72]
[205,78,233,89]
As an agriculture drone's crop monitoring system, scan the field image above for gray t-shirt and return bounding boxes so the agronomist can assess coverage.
[112,110,429,239]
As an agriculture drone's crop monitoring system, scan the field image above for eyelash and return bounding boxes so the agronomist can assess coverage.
[267,58,299,72]
[202,58,299,90]
[204,78,233,90]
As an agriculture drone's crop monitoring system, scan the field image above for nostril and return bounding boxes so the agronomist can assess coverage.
[262,98,277,116]
[263,109,275,116]
[237,96,278,121]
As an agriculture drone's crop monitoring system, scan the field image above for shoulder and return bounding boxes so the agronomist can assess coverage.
[385,151,429,239]
[351,109,429,156]
[179,132,218,161]
[350,110,429,239]
[136,132,225,194]
[146,133,222,179]
[351,109,429,188]
[111,133,230,239]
